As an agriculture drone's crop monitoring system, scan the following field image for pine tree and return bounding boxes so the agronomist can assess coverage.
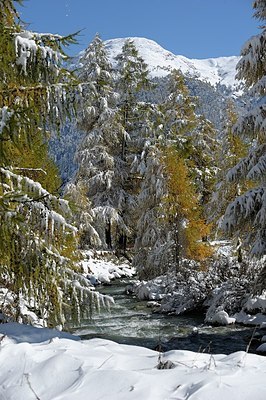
[222,1,266,261]
[132,144,167,278]
[160,69,197,144]
[0,2,110,327]
[161,70,218,205]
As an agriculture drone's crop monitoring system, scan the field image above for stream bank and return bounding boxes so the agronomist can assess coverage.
[70,279,263,355]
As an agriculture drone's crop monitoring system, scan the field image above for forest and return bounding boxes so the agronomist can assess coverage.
[0,1,266,399]
[0,0,265,333]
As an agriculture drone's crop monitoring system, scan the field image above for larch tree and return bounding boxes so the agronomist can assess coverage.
[161,147,212,271]
[222,0,266,265]
[0,2,111,327]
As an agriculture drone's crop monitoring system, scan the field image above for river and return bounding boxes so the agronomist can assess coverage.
[71,279,260,355]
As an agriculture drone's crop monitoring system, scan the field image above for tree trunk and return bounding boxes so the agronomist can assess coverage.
[105,220,112,249]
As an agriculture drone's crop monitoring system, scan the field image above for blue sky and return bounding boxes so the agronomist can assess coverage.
[17,0,259,59]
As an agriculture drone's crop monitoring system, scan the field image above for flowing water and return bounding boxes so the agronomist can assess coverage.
[71,279,260,354]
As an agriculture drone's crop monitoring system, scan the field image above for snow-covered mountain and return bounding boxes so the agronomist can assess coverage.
[105,37,241,91]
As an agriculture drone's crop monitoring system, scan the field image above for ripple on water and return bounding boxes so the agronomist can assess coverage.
[70,280,259,354]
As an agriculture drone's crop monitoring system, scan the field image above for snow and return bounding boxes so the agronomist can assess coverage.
[104,37,241,92]
[234,311,266,326]
[0,107,14,134]
[0,323,266,400]
[244,293,266,313]
[81,253,136,284]
[211,310,236,325]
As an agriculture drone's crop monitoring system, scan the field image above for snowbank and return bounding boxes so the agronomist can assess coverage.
[0,323,266,400]
[82,253,135,284]
[131,247,266,330]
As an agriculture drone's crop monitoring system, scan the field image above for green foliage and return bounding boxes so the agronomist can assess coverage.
[222,1,266,260]
[0,1,97,327]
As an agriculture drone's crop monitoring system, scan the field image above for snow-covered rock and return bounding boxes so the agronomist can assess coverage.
[256,343,266,354]
[234,310,266,326]
[261,335,266,342]
[244,292,266,313]
[211,310,236,325]
[81,255,135,285]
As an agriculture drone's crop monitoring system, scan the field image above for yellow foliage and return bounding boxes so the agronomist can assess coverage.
[162,146,212,262]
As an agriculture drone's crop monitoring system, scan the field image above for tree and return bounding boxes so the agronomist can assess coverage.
[161,71,218,207]
[211,101,248,231]
[132,144,167,278]
[113,39,155,253]
[66,34,129,250]
[0,2,110,327]
[133,69,212,278]
[162,147,211,265]
[222,0,266,261]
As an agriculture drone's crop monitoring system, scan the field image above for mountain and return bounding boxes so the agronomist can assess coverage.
[104,37,242,93]
[51,37,247,183]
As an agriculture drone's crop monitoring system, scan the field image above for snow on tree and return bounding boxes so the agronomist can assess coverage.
[65,34,130,250]
[132,144,168,278]
[222,0,266,261]
[210,101,248,236]
[0,2,112,327]
[113,39,156,252]
[159,70,218,204]
[133,70,212,278]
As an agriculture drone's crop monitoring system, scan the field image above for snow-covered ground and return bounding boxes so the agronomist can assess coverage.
[0,255,266,399]
[0,322,266,400]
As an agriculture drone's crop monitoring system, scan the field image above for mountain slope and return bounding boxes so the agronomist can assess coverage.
[105,37,241,92]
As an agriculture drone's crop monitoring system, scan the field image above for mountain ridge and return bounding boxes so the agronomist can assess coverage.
[104,37,241,92]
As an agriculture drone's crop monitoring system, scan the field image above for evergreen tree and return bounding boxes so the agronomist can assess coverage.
[161,69,197,141]
[66,34,129,250]
[161,70,218,205]
[114,39,155,253]
[222,1,266,262]
[211,101,248,231]
[0,2,110,327]
[190,115,218,209]
[132,144,167,278]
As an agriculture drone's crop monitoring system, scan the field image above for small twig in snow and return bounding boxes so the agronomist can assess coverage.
[24,373,41,400]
